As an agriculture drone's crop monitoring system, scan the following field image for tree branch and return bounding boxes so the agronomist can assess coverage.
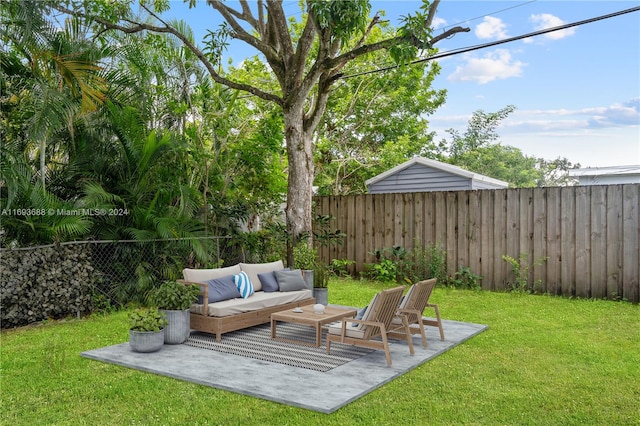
[54,4,283,106]
[206,1,279,63]
[327,25,469,70]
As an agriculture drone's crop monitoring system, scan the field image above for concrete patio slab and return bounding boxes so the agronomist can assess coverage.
[81,318,487,414]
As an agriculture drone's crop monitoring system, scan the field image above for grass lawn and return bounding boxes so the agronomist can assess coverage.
[2,279,639,425]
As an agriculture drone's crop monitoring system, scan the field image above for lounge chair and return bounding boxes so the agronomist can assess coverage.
[326,286,413,366]
[388,278,444,348]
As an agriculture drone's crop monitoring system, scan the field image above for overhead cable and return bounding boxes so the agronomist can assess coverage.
[339,6,640,80]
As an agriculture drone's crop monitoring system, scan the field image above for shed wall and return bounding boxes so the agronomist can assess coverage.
[367,164,472,194]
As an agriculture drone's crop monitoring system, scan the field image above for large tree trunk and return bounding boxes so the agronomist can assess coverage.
[283,104,314,252]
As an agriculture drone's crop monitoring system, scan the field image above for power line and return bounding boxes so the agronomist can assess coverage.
[339,6,640,80]
[436,0,538,32]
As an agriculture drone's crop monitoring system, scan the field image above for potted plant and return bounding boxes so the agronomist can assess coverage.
[312,260,330,305]
[151,281,200,344]
[129,308,168,353]
[293,242,317,290]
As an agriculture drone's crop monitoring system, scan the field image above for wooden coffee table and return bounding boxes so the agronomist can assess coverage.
[270,305,358,347]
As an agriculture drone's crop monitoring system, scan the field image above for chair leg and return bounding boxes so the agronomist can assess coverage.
[380,332,392,366]
[426,304,445,340]
[416,319,428,348]
[326,339,332,354]
[401,315,415,355]
[433,305,445,340]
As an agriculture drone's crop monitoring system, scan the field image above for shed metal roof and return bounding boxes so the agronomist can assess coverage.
[365,157,509,188]
[567,165,640,177]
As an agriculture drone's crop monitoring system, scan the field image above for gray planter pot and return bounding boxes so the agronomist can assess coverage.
[313,287,329,306]
[162,309,191,344]
[302,270,314,290]
[129,330,164,353]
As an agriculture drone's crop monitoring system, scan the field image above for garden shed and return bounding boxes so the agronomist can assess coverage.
[568,165,640,185]
[365,157,509,194]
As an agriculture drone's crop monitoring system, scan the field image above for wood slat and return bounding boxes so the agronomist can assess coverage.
[560,187,576,296]
[546,187,561,296]
[622,184,639,303]
[589,186,607,299]
[574,186,591,298]
[479,190,495,289]
[532,188,547,293]
[606,185,623,299]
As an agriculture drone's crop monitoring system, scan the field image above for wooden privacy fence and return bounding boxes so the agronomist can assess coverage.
[313,184,639,303]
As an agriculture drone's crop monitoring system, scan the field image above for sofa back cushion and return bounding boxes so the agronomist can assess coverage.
[239,261,285,292]
[183,264,242,283]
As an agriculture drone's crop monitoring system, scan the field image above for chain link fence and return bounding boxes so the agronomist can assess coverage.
[1,236,268,328]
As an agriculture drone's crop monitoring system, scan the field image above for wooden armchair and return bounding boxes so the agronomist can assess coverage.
[325,286,413,366]
[388,278,444,349]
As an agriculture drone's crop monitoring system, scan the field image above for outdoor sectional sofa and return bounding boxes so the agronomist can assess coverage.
[179,260,315,341]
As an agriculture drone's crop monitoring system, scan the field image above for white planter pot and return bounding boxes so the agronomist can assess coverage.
[129,330,164,353]
[162,309,191,344]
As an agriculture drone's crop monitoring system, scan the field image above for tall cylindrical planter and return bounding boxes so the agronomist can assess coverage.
[302,270,314,290]
[129,330,165,353]
[313,287,329,306]
[162,309,191,344]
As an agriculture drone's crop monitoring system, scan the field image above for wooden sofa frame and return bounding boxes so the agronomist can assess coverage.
[179,279,315,342]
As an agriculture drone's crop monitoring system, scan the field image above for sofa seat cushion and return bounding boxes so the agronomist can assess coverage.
[326,322,366,339]
[192,289,313,317]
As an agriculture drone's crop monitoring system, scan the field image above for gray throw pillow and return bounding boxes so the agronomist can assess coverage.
[204,274,241,303]
[258,268,290,293]
[352,306,368,327]
[274,269,307,292]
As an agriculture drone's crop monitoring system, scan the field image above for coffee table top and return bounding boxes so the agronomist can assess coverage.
[271,305,357,326]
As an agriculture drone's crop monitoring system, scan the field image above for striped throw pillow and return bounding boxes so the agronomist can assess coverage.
[234,271,254,299]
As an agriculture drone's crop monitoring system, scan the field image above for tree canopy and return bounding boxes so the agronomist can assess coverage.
[436,105,580,187]
[53,0,470,257]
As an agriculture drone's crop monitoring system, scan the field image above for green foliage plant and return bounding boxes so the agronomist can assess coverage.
[313,262,330,289]
[150,281,201,311]
[502,253,548,293]
[365,245,413,282]
[312,214,346,247]
[128,308,167,332]
[446,266,482,290]
[410,242,448,283]
[292,241,318,271]
[329,258,355,277]
[365,258,399,282]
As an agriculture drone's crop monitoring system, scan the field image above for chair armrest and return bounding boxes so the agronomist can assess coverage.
[396,308,422,322]
[334,318,386,335]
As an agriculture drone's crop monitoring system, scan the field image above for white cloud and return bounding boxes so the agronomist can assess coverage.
[447,49,525,84]
[525,13,576,43]
[432,17,447,30]
[475,16,509,40]
[429,100,640,166]
[514,99,640,129]
[585,99,640,127]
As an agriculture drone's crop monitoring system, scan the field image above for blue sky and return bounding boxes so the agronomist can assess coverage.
[166,1,640,167]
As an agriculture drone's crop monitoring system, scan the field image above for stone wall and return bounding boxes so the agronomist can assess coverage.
[1,244,95,328]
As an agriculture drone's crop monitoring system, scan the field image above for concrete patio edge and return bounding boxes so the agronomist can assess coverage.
[81,319,488,414]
